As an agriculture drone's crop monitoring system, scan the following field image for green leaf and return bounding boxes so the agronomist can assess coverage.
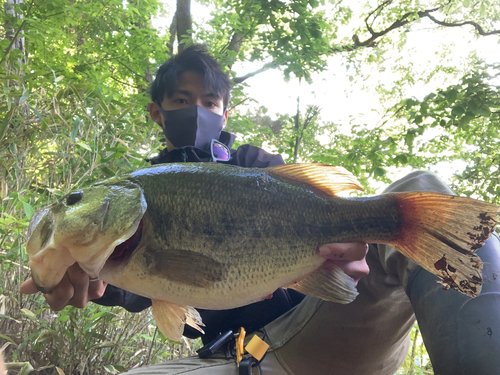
[394,154,408,165]
[451,105,466,117]
[71,118,82,142]
[19,91,30,105]
[0,107,14,141]
[104,364,119,374]
[76,141,92,151]
[374,167,386,177]
[22,202,34,219]
[472,107,491,116]
[20,308,36,318]
[59,314,70,323]
[111,364,127,372]
[445,88,458,103]
[480,2,487,17]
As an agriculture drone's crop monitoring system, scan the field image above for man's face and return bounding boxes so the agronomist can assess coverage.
[149,71,228,151]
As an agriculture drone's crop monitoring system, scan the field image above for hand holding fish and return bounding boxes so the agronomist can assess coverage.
[318,242,370,286]
[20,263,107,310]
[23,163,499,341]
[20,242,369,309]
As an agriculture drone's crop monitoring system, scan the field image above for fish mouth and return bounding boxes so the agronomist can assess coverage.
[107,219,143,264]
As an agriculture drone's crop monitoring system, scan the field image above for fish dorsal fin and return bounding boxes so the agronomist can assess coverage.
[266,164,364,196]
[151,299,205,341]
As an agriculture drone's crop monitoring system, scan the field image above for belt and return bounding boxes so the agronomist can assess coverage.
[197,328,270,375]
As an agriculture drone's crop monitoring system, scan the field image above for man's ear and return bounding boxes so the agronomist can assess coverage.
[149,102,164,129]
[222,109,228,128]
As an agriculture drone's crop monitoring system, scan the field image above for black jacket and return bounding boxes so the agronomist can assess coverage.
[93,131,305,343]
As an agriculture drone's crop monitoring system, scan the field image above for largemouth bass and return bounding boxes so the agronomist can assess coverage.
[26,163,499,340]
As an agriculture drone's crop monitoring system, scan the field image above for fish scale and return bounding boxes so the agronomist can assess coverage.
[26,162,499,340]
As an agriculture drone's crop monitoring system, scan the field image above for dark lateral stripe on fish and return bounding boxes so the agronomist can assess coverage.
[322,195,403,243]
[143,248,228,288]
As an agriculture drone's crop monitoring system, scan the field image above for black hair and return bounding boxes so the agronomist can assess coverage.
[149,45,231,108]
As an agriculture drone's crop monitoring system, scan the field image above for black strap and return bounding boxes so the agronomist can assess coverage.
[239,356,260,375]
[197,330,234,359]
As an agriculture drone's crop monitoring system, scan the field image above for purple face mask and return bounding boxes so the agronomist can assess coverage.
[158,105,225,150]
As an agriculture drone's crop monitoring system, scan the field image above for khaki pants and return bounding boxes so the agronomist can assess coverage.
[123,171,454,375]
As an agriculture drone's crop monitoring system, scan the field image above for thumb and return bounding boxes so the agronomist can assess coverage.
[20,279,39,295]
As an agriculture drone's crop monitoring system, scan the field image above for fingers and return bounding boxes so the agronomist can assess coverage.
[318,242,370,286]
[318,242,368,261]
[65,263,91,308]
[324,258,370,286]
[88,279,108,301]
[20,263,107,311]
[44,271,75,311]
[20,279,39,295]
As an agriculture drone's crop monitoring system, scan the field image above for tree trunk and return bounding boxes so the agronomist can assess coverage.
[176,0,192,53]
[4,0,26,73]
[293,96,300,162]
[167,11,177,56]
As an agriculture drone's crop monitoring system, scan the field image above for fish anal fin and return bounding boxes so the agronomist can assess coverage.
[151,299,205,341]
[144,249,227,288]
[288,263,358,304]
[266,163,364,197]
[390,192,499,297]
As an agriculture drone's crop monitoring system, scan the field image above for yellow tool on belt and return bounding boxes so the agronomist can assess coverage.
[236,327,270,367]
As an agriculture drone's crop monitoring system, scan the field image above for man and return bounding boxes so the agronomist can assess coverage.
[21,45,500,374]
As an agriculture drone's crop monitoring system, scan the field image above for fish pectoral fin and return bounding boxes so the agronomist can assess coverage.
[186,307,205,333]
[145,249,227,288]
[151,299,205,341]
[266,164,364,196]
[288,263,358,304]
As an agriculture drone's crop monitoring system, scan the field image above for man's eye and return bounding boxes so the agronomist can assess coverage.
[175,99,187,104]
[206,102,217,108]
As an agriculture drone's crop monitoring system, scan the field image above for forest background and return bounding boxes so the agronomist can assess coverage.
[0,0,499,374]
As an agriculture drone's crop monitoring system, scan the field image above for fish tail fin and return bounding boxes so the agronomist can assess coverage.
[288,264,359,304]
[390,192,499,297]
[151,299,205,341]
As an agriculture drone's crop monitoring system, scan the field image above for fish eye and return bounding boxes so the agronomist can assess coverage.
[66,191,83,206]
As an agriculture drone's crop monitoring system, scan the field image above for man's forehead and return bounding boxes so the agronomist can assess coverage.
[171,88,222,99]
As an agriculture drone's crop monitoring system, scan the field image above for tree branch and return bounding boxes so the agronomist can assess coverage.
[233,62,278,84]
[364,0,393,36]
[109,75,139,89]
[338,5,499,53]
[117,60,144,79]
[425,13,500,36]
[232,5,500,82]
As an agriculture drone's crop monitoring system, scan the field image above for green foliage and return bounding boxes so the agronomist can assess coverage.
[198,0,338,80]
[396,324,433,374]
[1,0,499,373]
[396,62,500,204]
[0,71,199,373]
[0,1,198,373]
